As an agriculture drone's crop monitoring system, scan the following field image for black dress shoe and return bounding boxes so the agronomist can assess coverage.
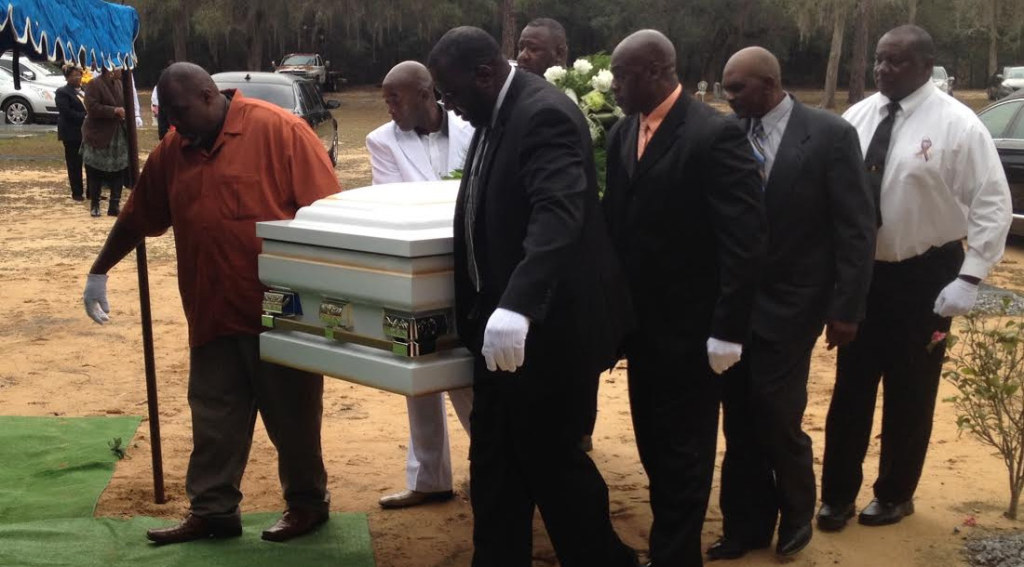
[90,205,101,217]
[378,489,455,509]
[858,498,914,526]
[817,502,855,532]
[706,537,770,561]
[146,513,242,545]
[261,508,329,542]
[72,194,84,201]
[776,524,812,557]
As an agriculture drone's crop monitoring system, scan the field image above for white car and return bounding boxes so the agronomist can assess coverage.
[932,66,954,95]
[0,66,59,125]
[0,52,65,88]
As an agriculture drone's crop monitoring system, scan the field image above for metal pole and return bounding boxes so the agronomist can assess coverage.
[123,69,165,504]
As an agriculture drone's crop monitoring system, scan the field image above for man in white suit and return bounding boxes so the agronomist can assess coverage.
[366,60,476,509]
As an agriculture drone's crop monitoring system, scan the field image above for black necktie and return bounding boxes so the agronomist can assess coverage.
[863,101,900,227]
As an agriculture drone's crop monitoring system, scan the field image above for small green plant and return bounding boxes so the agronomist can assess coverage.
[943,297,1024,520]
[108,437,126,460]
[442,169,463,180]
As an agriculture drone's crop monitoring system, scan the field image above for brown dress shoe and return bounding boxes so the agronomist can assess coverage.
[261,508,330,542]
[378,489,455,509]
[146,513,242,545]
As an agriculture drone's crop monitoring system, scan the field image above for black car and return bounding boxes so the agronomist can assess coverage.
[978,89,1024,236]
[211,71,340,166]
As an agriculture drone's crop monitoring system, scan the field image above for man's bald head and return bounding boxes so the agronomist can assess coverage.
[382,61,434,93]
[722,46,786,119]
[610,29,679,115]
[381,60,443,132]
[874,25,935,101]
[156,62,228,146]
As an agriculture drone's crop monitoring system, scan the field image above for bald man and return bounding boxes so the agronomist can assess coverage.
[710,47,876,560]
[603,30,766,567]
[516,18,568,77]
[365,61,476,509]
[82,62,338,544]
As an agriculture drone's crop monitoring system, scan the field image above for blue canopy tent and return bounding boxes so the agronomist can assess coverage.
[1,0,165,505]
[0,0,139,71]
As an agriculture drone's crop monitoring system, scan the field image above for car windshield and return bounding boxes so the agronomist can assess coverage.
[281,55,315,66]
[217,82,296,110]
[932,67,947,79]
[1006,67,1024,79]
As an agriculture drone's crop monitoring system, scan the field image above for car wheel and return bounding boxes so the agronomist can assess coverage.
[3,97,33,125]
[329,131,338,167]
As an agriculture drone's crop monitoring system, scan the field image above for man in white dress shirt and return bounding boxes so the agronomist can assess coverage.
[818,25,1012,531]
[365,60,476,509]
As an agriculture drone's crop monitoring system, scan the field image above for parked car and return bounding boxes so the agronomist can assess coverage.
[0,51,65,88]
[988,66,1024,101]
[0,66,59,124]
[932,66,954,95]
[977,89,1024,236]
[212,71,340,166]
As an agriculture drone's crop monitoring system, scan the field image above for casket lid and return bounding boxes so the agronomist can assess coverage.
[257,180,459,257]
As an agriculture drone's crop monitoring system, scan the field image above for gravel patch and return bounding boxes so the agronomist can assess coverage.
[965,531,1024,567]
[973,284,1024,316]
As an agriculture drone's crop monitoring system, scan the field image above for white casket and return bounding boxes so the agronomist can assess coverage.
[256,180,473,396]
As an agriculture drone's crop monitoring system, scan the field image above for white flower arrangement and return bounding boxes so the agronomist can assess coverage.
[542,54,621,197]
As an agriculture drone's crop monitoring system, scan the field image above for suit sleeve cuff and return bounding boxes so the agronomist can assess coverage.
[960,254,993,281]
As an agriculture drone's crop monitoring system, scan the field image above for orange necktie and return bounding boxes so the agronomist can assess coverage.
[637,121,653,160]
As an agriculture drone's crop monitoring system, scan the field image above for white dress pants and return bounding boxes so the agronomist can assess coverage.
[405,387,473,492]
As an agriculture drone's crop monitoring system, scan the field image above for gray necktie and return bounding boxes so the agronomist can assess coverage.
[464,129,488,292]
[749,119,768,187]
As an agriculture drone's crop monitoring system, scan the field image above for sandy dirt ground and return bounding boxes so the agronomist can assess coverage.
[0,88,1021,566]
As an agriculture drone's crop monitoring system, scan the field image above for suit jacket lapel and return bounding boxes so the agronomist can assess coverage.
[635,94,689,180]
[620,116,639,180]
[763,98,809,198]
[394,126,437,180]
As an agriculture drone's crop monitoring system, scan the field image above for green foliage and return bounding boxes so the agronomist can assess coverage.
[442,169,464,180]
[108,437,126,460]
[943,297,1024,520]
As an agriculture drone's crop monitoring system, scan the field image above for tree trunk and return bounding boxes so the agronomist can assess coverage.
[822,5,848,109]
[907,0,917,24]
[988,0,1000,78]
[1007,476,1021,520]
[500,0,516,60]
[171,2,189,63]
[247,7,266,72]
[848,0,871,104]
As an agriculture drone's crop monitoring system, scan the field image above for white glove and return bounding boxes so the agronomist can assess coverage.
[481,308,530,372]
[83,273,111,324]
[934,278,979,317]
[707,337,742,375]
[135,116,144,128]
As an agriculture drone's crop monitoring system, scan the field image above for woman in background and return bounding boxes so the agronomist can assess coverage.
[55,65,86,201]
[81,67,128,217]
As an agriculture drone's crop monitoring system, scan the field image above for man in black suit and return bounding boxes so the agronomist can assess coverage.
[706,46,877,561]
[604,30,766,567]
[55,65,86,201]
[427,26,637,567]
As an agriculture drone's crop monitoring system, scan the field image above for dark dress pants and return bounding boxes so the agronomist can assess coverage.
[62,140,84,199]
[469,354,635,567]
[185,335,329,523]
[85,165,124,211]
[628,338,722,567]
[822,241,963,507]
[719,331,818,544]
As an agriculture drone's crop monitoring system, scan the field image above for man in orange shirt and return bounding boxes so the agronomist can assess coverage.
[603,30,766,567]
[81,63,339,545]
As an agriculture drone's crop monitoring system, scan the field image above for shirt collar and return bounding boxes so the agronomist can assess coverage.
[490,68,516,128]
[877,80,935,119]
[757,93,794,136]
[641,83,682,126]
